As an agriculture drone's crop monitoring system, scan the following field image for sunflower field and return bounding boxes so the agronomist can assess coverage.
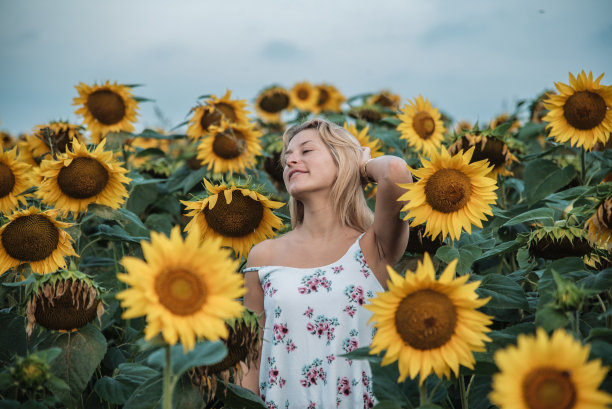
[1,72,612,409]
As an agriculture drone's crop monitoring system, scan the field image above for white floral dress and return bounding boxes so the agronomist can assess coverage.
[244,235,383,409]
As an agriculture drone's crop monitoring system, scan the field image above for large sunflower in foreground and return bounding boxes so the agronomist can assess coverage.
[30,122,85,158]
[186,90,250,141]
[543,70,612,150]
[366,253,492,383]
[182,179,284,258]
[0,147,32,214]
[448,133,518,177]
[490,328,612,409]
[290,81,319,112]
[397,95,446,157]
[36,139,131,216]
[117,227,245,351]
[399,147,498,241]
[0,207,77,276]
[196,121,263,174]
[73,81,139,141]
[343,122,384,158]
[255,86,291,122]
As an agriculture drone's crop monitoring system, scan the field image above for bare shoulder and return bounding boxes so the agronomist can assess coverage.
[246,234,289,268]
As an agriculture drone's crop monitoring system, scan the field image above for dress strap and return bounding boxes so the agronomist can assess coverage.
[243,267,261,273]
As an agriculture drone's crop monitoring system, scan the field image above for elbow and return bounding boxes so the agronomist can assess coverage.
[382,157,412,185]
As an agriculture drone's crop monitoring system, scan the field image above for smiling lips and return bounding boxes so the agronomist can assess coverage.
[288,169,307,180]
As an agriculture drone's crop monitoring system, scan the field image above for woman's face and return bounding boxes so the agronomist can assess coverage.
[283,128,338,197]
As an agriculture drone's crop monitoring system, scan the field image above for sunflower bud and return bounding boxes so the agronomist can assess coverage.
[552,271,585,312]
[11,355,50,390]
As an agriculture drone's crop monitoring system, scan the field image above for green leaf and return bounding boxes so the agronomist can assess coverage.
[535,305,569,331]
[146,341,227,378]
[88,205,149,237]
[0,400,20,409]
[144,213,173,235]
[524,159,577,206]
[578,268,612,292]
[126,183,159,215]
[436,245,482,274]
[468,376,493,409]
[221,382,267,408]
[94,363,158,405]
[373,401,403,409]
[341,346,381,363]
[501,207,556,227]
[94,224,148,243]
[182,167,209,194]
[123,375,162,409]
[478,240,521,260]
[45,325,107,408]
[418,404,444,409]
[370,360,410,405]
[0,372,13,390]
[476,274,529,310]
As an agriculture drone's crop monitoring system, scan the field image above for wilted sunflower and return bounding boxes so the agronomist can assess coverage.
[190,308,261,399]
[398,147,498,241]
[526,223,593,261]
[314,84,345,113]
[290,81,319,112]
[586,197,612,250]
[73,81,139,141]
[186,90,250,141]
[397,95,446,157]
[182,179,284,258]
[448,133,518,177]
[0,207,77,276]
[36,139,131,215]
[255,86,291,122]
[25,268,104,336]
[196,121,263,174]
[348,104,384,123]
[30,122,85,158]
[490,328,612,409]
[343,122,384,158]
[368,90,401,110]
[543,70,612,150]
[0,147,32,214]
[366,253,492,383]
[117,227,245,351]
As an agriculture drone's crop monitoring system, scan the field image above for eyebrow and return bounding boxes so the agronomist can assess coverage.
[285,140,312,155]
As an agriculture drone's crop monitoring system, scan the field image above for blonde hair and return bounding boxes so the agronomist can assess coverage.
[281,118,374,231]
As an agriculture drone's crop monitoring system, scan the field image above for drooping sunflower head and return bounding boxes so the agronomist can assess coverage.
[73,81,139,140]
[543,70,612,150]
[343,122,384,158]
[397,95,446,157]
[36,139,131,216]
[0,147,33,215]
[255,86,291,122]
[348,104,384,123]
[117,227,246,351]
[0,207,77,276]
[448,133,518,177]
[527,223,594,261]
[196,121,263,175]
[190,308,261,399]
[31,122,85,158]
[187,90,251,141]
[368,90,401,110]
[366,253,492,383]
[490,328,612,409]
[398,147,498,241]
[405,223,445,255]
[314,84,345,113]
[290,81,319,112]
[586,196,612,250]
[25,269,104,336]
[182,179,284,259]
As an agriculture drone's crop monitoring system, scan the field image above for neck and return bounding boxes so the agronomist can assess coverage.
[296,192,353,240]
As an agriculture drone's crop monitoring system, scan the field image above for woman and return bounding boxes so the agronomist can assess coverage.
[243,118,412,408]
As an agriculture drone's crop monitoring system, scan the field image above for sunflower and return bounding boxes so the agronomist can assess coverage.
[454,121,473,134]
[1,130,16,150]
[586,197,612,250]
[186,90,251,141]
[366,253,492,383]
[348,104,384,123]
[182,179,284,258]
[368,90,401,110]
[255,86,291,122]
[526,223,594,261]
[490,113,520,132]
[397,95,446,157]
[314,84,345,113]
[490,328,612,409]
[73,81,139,141]
[343,122,384,158]
[16,136,41,168]
[117,226,245,351]
[0,147,32,214]
[30,122,85,158]
[290,81,319,112]
[398,147,498,241]
[0,207,77,276]
[25,268,104,336]
[543,70,612,150]
[196,121,263,174]
[36,139,131,216]
[448,133,518,177]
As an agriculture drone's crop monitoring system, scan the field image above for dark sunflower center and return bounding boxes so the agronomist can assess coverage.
[413,111,436,140]
[297,89,309,100]
[155,268,207,315]
[203,190,264,237]
[215,102,238,122]
[49,128,74,153]
[86,89,126,125]
[563,90,607,130]
[212,131,246,159]
[57,157,110,199]
[394,289,457,350]
[317,89,330,106]
[1,214,60,262]
[522,368,576,409]
[424,169,472,213]
[260,92,290,113]
[200,109,222,131]
[374,94,394,108]
[461,137,508,167]
[0,162,15,198]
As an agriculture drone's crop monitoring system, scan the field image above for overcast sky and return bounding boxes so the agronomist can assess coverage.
[0,0,611,135]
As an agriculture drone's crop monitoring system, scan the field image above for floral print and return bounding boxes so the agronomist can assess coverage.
[306,315,340,344]
[298,269,332,294]
[354,249,371,279]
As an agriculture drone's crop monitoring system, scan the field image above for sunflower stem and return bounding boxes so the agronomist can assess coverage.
[419,381,429,406]
[580,147,587,185]
[163,344,173,409]
[459,375,469,409]
[428,378,444,402]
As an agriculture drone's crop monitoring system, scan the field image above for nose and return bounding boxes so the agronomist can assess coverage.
[285,152,299,165]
